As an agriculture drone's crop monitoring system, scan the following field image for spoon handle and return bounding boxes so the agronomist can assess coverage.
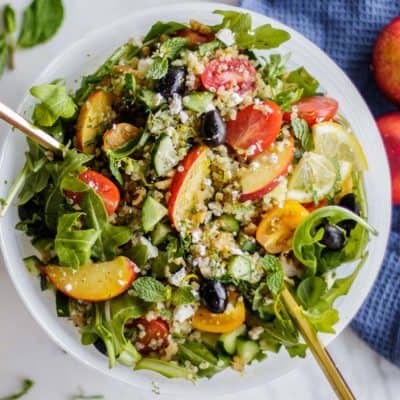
[281,286,355,400]
[0,101,63,152]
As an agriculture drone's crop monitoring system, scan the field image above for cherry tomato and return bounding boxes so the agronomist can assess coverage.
[177,29,214,48]
[226,101,282,157]
[256,200,309,254]
[134,317,169,354]
[283,96,339,126]
[192,291,245,333]
[65,170,120,216]
[201,58,256,94]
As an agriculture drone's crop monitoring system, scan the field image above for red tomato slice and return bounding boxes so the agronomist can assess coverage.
[283,96,339,126]
[201,58,256,94]
[134,318,169,354]
[65,170,120,216]
[226,101,282,157]
[177,29,214,48]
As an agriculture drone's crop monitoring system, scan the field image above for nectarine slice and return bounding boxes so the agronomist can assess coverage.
[76,90,114,154]
[42,256,137,301]
[103,123,140,151]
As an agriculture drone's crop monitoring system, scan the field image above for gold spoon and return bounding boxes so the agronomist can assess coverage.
[0,100,355,400]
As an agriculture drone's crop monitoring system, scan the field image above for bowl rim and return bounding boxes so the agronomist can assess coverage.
[0,1,392,395]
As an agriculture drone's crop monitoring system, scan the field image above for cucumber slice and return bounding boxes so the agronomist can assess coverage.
[123,244,149,267]
[219,324,247,355]
[141,196,167,233]
[151,222,172,245]
[135,358,194,380]
[227,255,252,281]
[56,290,70,317]
[182,92,214,113]
[201,333,220,351]
[236,339,260,364]
[179,341,218,366]
[217,214,240,232]
[153,134,178,176]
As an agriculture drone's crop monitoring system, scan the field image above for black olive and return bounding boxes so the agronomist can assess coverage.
[199,279,228,314]
[157,66,186,99]
[338,193,361,234]
[18,204,30,220]
[320,224,346,250]
[93,338,107,356]
[200,110,226,147]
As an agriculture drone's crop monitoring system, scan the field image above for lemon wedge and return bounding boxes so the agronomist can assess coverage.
[287,152,352,203]
[312,122,368,170]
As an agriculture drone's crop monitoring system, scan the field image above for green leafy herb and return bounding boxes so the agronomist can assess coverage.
[146,56,169,80]
[296,276,327,309]
[287,67,319,98]
[75,42,140,104]
[71,395,104,400]
[143,21,186,44]
[213,10,290,50]
[81,188,132,261]
[198,40,221,56]
[291,115,313,151]
[0,379,34,400]
[133,276,167,302]
[3,5,16,34]
[263,53,290,87]
[160,37,187,59]
[171,286,196,305]
[18,0,64,48]
[30,81,77,127]
[138,89,165,111]
[293,206,376,275]
[0,33,7,78]
[260,255,285,295]
[54,212,99,269]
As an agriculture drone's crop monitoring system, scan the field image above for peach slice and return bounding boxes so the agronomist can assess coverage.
[103,122,140,151]
[76,90,114,154]
[239,136,294,202]
[42,256,137,302]
[168,145,210,230]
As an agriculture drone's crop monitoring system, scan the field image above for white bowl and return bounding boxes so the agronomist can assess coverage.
[0,1,391,396]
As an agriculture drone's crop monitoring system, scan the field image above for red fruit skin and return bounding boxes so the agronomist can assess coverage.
[177,29,214,48]
[373,17,400,104]
[376,112,400,204]
[134,318,169,354]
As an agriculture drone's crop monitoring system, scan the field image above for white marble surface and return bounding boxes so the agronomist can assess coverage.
[0,0,399,399]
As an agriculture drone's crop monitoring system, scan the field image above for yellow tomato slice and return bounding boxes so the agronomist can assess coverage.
[192,292,246,333]
[256,200,309,254]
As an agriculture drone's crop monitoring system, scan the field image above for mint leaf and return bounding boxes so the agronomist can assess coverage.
[143,21,186,43]
[30,82,77,127]
[260,255,284,296]
[0,379,34,400]
[291,115,313,151]
[171,286,196,305]
[133,277,167,302]
[54,212,98,269]
[147,57,168,80]
[287,67,319,98]
[160,37,187,60]
[198,40,221,56]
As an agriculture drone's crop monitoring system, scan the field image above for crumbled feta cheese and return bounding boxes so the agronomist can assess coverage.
[174,304,195,323]
[205,102,215,112]
[191,229,202,243]
[216,28,235,46]
[248,326,264,341]
[198,245,207,257]
[140,236,158,259]
[179,111,189,123]
[137,58,153,74]
[169,93,183,115]
[154,93,165,106]
[169,268,187,287]
[231,248,244,256]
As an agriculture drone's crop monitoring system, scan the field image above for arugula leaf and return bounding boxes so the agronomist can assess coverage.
[291,115,313,151]
[285,343,307,358]
[146,57,169,80]
[171,286,196,305]
[260,255,285,295]
[160,37,187,59]
[293,206,376,275]
[296,276,327,309]
[75,42,140,104]
[54,212,98,269]
[143,21,186,43]
[263,53,290,87]
[0,379,34,400]
[287,67,319,98]
[3,5,16,34]
[133,276,167,302]
[0,33,7,79]
[30,82,77,127]
[81,188,132,261]
[213,10,290,50]
[18,0,64,48]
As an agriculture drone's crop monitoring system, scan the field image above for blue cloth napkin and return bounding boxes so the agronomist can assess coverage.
[240,0,400,366]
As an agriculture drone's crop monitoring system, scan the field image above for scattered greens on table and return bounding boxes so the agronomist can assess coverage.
[0,379,34,400]
[8,9,376,381]
[0,0,64,78]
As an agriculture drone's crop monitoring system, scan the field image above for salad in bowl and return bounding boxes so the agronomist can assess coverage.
[10,9,376,381]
